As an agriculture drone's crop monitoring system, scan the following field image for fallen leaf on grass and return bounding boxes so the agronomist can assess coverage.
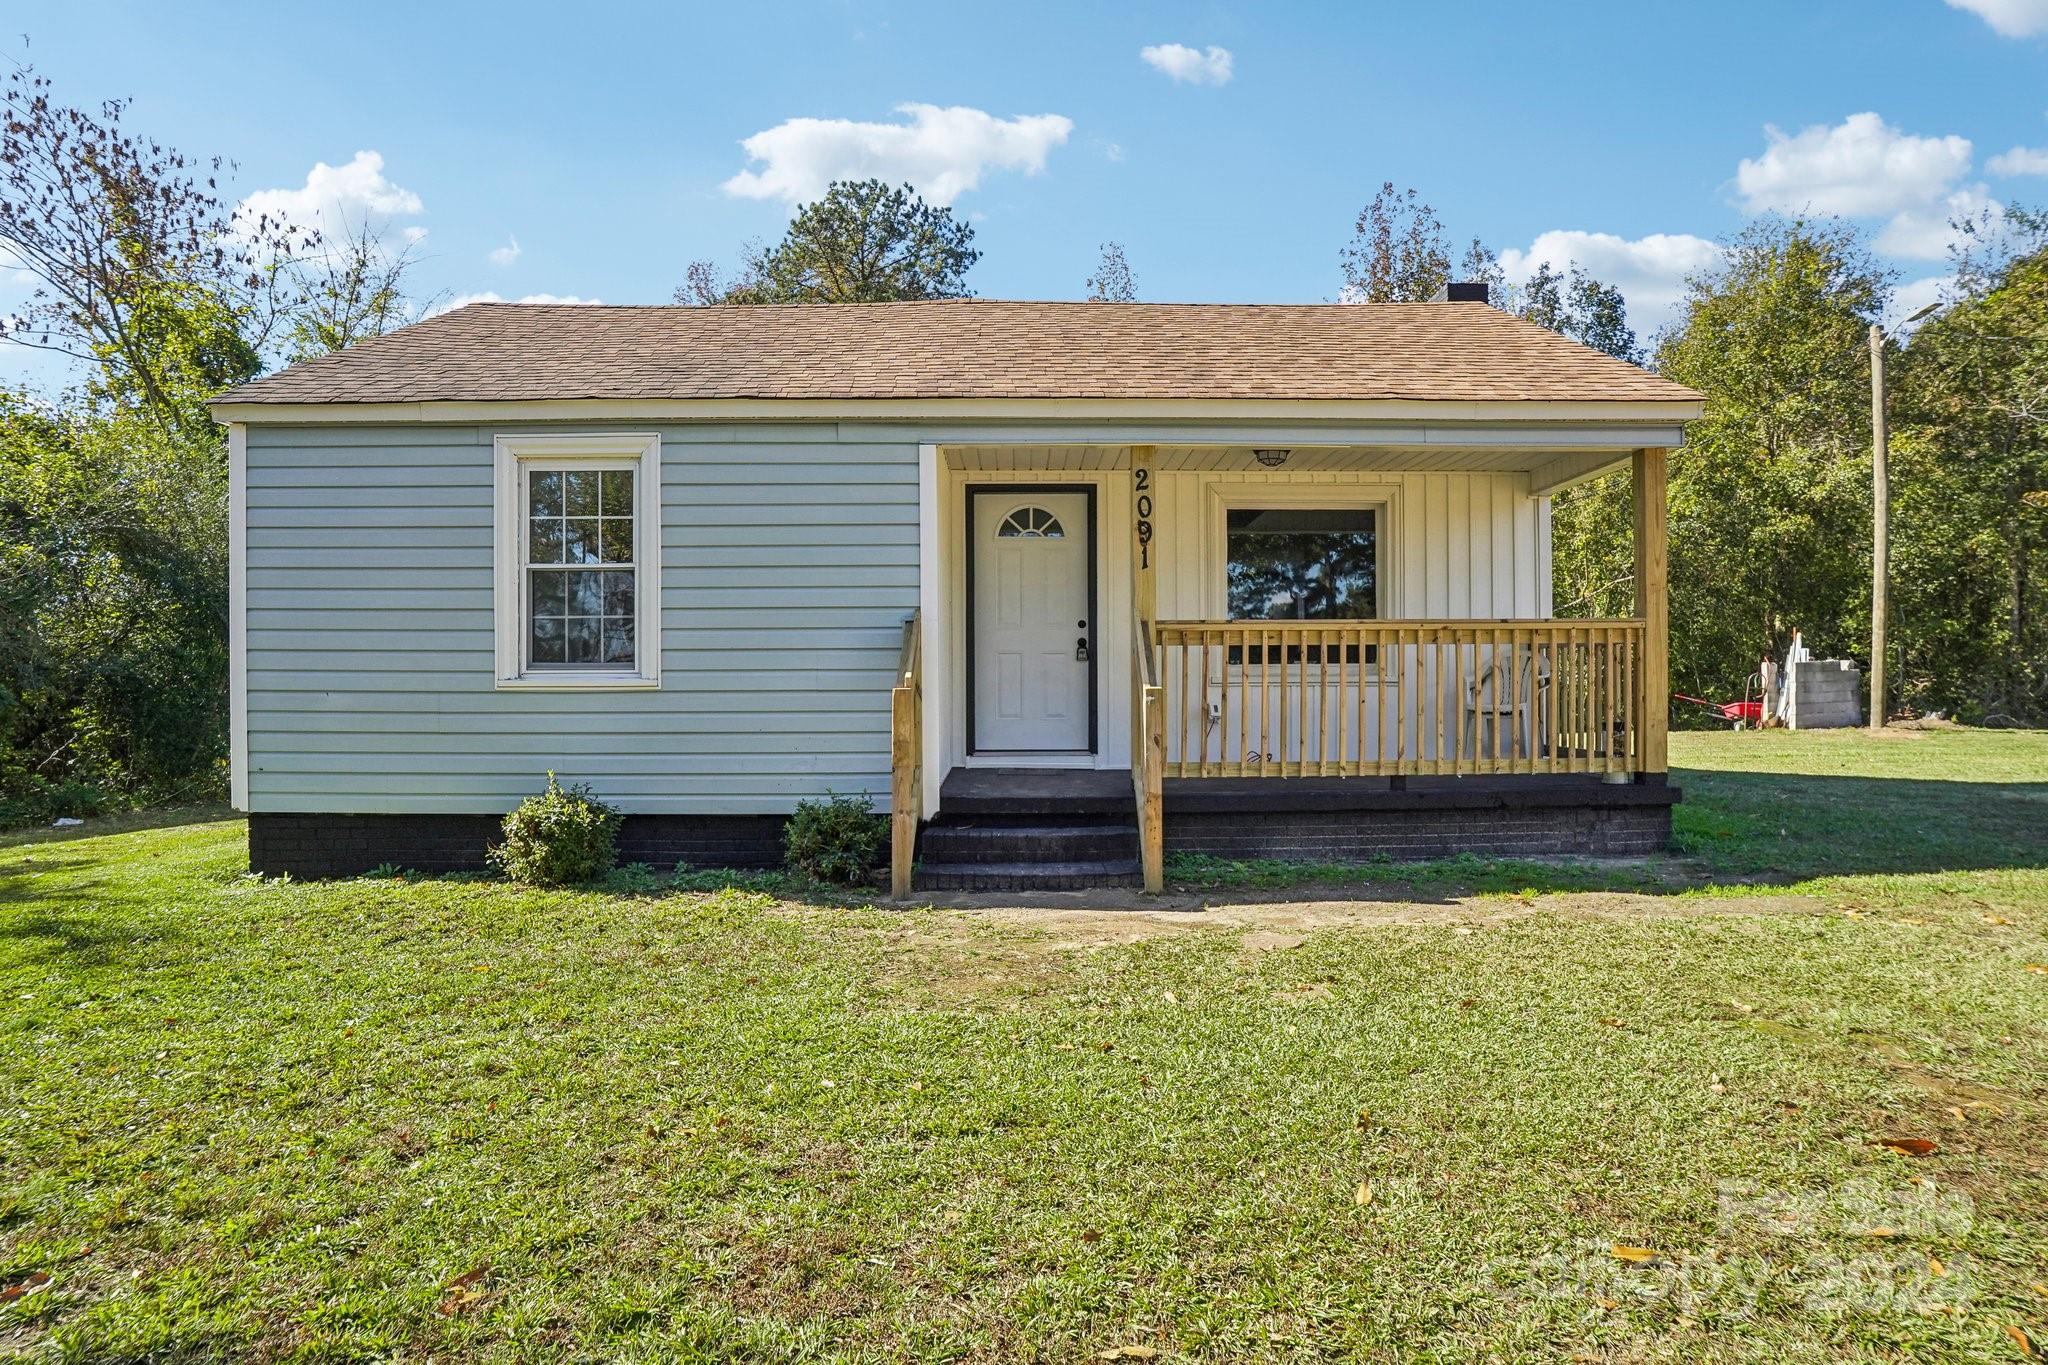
[1863,1227,1899,1239]
[1097,1348,1159,1361]
[2006,1324,2039,1358]
[1873,1137,1940,1156]
[1610,1245,1660,1264]
[2026,965,2048,975]
[437,1266,491,1317]
[1079,1229,1101,1244]
[1927,1255,1945,1277]
[1,1271,51,1301]
[1354,1181,1373,1207]
[2033,1282,2048,1299]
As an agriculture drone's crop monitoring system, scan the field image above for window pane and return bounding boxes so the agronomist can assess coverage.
[529,470,563,517]
[1226,508,1377,621]
[603,570,635,615]
[528,517,565,563]
[564,518,601,564]
[564,470,600,516]
[599,517,634,565]
[599,469,633,516]
[566,569,604,616]
[529,615,565,664]
[565,616,600,664]
[528,569,568,618]
[602,621,635,666]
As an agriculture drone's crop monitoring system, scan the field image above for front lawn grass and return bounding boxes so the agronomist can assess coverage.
[3,731,2046,1361]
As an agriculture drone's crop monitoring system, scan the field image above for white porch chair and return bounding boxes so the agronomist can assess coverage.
[1462,645,1551,762]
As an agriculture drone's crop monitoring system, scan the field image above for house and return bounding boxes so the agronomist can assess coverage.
[209,294,1702,893]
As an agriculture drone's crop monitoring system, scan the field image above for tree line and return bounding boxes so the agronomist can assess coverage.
[3,67,2043,825]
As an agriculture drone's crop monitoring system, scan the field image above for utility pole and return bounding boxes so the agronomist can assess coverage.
[1868,323,1887,731]
[1866,303,1938,731]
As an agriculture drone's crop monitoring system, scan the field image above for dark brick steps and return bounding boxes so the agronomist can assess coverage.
[914,859,1145,892]
[916,768,1143,891]
[920,823,1139,864]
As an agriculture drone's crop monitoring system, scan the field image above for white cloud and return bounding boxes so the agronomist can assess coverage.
[722,103,1073,206]
[1944,0,2048,36]
[1989,144,2048,175]
[1496,229,1724,317]
[1734,112,1971,217]
[1892,275,1953,328]
[1139,43,1234,85]
[235,150,424,239]
[1875,185,2002,258]
[488,235,522,267]
[439,291,602,314]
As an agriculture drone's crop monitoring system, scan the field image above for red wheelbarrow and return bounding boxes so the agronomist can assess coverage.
[1674,692,1764,727]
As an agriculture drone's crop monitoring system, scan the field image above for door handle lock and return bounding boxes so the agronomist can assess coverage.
[1075,637,1091,662]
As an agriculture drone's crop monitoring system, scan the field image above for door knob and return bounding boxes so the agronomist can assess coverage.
[1075,637,1091,662]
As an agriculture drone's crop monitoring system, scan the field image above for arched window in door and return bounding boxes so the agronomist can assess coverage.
[997,505,1065,539]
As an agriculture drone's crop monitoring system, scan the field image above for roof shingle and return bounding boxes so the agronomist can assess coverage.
[216,299,1703,406]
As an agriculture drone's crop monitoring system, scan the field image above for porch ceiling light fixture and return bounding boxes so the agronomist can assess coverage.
[1252,448,1291,468]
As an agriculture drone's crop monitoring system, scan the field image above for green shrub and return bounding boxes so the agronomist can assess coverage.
[488,774,622,887]
[0,753,118,830]
[783,792,887,885]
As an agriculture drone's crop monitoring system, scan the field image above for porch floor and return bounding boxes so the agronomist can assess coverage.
[939,767,1679,817]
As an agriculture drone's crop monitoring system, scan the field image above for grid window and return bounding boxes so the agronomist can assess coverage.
[525,467,636,669]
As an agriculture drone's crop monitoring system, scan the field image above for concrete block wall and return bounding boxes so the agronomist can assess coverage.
[1784,658,1863,730]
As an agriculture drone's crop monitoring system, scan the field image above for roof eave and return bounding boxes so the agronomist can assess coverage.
[209,394,1705,425]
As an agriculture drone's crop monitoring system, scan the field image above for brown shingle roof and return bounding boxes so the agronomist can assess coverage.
[217,299,1703,406]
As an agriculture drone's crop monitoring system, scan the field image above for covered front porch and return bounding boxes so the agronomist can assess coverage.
[890,433,1673,896]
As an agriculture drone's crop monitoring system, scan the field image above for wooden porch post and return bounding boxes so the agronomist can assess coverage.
[1129,444,1163,891]
[1131,445,1157,625]
[1633,447,1669,777]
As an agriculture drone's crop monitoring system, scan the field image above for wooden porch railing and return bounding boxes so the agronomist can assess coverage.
[1131,610,1165,892]
[889,610,922,900]
[1151,619,1650,779]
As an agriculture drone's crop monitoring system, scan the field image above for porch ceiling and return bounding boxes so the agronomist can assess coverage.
[942,443,1633,484]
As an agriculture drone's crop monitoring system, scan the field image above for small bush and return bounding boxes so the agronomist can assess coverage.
[488,774,622,887]
[783,792,887,885]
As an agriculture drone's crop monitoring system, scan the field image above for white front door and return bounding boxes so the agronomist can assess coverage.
[972,490,1092,753]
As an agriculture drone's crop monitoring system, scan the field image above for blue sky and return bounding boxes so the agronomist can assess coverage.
[6,0,2046,386]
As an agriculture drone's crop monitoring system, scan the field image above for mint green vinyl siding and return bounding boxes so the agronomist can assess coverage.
[242,423,917,814]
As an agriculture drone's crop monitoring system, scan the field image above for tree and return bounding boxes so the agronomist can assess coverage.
[1566,269,1638,364]
[1339,183,1452,303]
[700,180,980,304]
[1513,262,1639,363]
[1085,241,1137,302]
[1552,217,1889,709]
[0,62,321,822]
[0,64,305,434]
[280,216,437,363]
[1893,206,2048,720]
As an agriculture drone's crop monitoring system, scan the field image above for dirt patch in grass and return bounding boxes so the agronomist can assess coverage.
[949,887,1829,950]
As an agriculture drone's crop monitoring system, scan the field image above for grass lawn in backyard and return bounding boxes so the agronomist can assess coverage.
[2,727,2045,1361]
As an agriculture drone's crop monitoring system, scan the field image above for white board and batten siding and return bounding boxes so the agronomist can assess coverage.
[242,423,918,815]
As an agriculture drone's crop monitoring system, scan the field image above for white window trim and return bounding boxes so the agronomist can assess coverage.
[494,432,662,690]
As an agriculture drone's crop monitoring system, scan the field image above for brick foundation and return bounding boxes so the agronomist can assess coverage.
[247,812,788,878]
[1162,776,1677,862]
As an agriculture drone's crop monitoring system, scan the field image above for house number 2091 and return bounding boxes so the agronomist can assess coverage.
[1133,467,1153,570]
